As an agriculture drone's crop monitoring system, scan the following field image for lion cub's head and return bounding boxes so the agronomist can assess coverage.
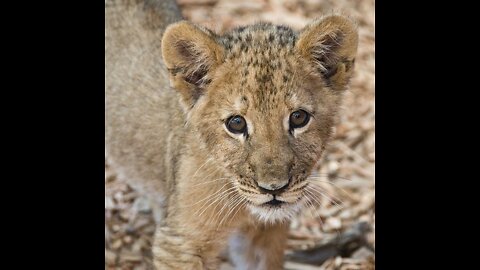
[162,15,358,223]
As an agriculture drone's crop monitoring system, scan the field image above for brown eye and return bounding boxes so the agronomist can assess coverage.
[289,110,310,129]
[226,115,247,134]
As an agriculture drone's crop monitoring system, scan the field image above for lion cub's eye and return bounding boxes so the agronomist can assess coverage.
[226,115,247,134]
[289,110,310,129]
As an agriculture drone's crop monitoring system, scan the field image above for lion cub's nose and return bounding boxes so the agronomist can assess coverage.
[256,180,289,195]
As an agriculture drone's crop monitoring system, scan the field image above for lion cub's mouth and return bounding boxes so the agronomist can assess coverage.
[264,198,285,207]
[237,180,307,222]
[247,197,303,223]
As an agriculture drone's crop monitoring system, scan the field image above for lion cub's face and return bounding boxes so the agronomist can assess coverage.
[162,16,358,222]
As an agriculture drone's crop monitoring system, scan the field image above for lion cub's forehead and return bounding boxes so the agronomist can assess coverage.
[216,23,307,113]
[217,23,297,53]
[221,92,308,118]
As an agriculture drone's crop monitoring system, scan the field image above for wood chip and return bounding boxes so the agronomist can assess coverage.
[105,249,117,265]
[111,238,123,250]
[119,251,143,262]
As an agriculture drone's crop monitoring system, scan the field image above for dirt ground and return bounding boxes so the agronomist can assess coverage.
[105,0,375,269]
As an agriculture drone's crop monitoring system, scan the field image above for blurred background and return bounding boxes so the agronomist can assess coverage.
[105,0,374,269]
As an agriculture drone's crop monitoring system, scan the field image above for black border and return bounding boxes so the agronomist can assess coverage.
[5,1,106,268]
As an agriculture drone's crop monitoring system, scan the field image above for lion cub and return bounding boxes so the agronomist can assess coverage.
[106,0,357,269]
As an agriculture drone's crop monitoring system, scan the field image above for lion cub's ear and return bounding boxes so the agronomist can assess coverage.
[162,21,224,108]
[296,15,358,91]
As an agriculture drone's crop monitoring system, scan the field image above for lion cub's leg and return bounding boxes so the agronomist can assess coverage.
[228,222,289,270]
[151,187,238,269]
[152,223,229,269]
[152,226,204,269]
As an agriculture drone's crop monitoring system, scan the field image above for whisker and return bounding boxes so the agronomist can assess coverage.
[304,188,324,209]
[211,188,241,221]
[303,189,325,229]
[183,182,231,208]
[307,177,354,199]
[306,186,343,237]
[218,195,245,229]
[230,198,247,223]
[217,199,239,229]
[307,184,343,206]
[196,186,237,217]
[192,158,214,178]
[309,173,353,181]
[190,177,229,188]
[303,192,320,219]
[306,185,345,210]
[287,182,309,193]
[195,166,222,183]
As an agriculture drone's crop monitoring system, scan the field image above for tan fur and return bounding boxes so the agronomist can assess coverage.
[105,0,358,269]
[229,222,289,270]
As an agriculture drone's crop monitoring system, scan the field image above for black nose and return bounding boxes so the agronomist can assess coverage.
[257,181,289,195]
